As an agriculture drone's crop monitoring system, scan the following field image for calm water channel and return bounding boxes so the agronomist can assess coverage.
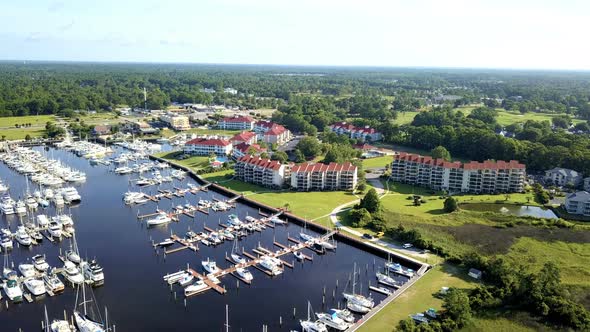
[0,146,407,331]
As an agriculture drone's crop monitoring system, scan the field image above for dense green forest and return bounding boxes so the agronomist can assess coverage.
[1,61,590,118]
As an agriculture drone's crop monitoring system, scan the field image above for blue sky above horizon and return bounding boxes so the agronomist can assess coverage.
[0,0,588,70]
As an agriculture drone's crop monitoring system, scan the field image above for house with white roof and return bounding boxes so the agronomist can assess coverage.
[544,167,583,187]
[183,137,232,156]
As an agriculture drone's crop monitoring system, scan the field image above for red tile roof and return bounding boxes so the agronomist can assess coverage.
[265,124,287,136]
[238,155,282,170]
[234,142,264,154]
[394,152,525,170]
[185,137,231,147]
[330,122,379,134]
[291,161,357,173]
[353,143,375,150]
[231,131,257,143]
[221,115,254,123]
[255,120,275,128]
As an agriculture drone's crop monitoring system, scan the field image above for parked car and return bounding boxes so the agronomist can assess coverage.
[362,233,374,240]
[402,243,413,249]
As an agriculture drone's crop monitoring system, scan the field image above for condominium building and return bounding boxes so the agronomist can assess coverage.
[544,167,583,187]
[329,122,382,142]
[390,152,526,193]
[290,162,358,191]
[159,114,191,131]
[230,131,258,146]
[254,121,292,145]
[564,191,590,216]
[218,115,255,130]
[183,138,232,156]
[234,156,287,188]
[232,142,265,159]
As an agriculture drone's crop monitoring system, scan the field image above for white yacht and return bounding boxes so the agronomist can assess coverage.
[146,212,171,226]
[316,310,350,331]
[300,232,315,242]
[37,214,50,227]
[81,259,105,286]
[0,181,9,193]
[61,187,81,204]
[1,235,12,250]
[43,273,65,293]
[376,272,398,288]
[123,191,145,205]
[63,261,84,285]
[15,200,27,215]
[15,226,32,246]
[0,196,15,214]
[48,221,63,238]
[19,263,36,278]
[231,253,246,265]
[236,267,253,282]
[54,194,65,207]
[114,166,133,174]
[44,188,54,200]
[24,278,46,296]
[25,194,39,209]
[386,262,414,278]
[347,301,371,314]
[201,259,220,274]
[259,256,283,276]
[51,320,73,332]
[184,278,208,296]
[3,278,23,302]
[342,292,374,309]
[227,214,243,226]
[301,302,328,332]
[65,249,81,264]
[32,254,50,272]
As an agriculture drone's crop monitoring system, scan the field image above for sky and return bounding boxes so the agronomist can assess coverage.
[0,0,589,70]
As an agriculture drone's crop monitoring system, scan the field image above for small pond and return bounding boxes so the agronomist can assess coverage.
[460,203,558,219]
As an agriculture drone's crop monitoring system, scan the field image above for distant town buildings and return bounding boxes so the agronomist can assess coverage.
[159,114,191,131]
[390,152,526,194]
[291,162,358,191]
[230,131,258,146]
[122,120,158,135]
[92,125,111,136]
[224,88,238,95]
[183,137,232,156]
[584,178,590,192]
[234,156,288,188]
[544,167,583,187]
[218,115,255,130]
[254,121,292,145]
[564,191,590,216]
[329,122,382,142]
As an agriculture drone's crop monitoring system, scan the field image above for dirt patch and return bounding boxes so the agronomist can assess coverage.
[441,224,590,255]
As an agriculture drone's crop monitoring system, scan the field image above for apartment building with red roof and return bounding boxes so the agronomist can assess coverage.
[230,131,258,145]
[390,152,526,193]
[290,161,358,191]
[254,120,292,146]
[329,121,382,142]
[234,155,289,188]
[217,115,255,130]
[232,142,266,159]
[183,137,232,156]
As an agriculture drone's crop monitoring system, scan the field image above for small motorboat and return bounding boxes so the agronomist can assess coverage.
[146,213,171,226]
[1,235,12,250]
[294,251,305,261]
[330,308,355,324]
[184,278,207,296]
[236,267,253,282]
[231,253,246,265]
[155,239,175,247]
[3,279,23,302]
[178,274,194,287]
[346,301,371,314]
[15,226,32,246]
[81,259,105,287]
[316,310,350,331]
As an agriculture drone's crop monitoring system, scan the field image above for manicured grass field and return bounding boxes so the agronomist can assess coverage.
[460,317,539,332]
[0,128,46,140]
[160,127,242,138]
[456,106,584,126]
[358,263,475,332]
[73,112,121,125]
[393,111,421,125]
[154,151,211,170]
[0,115,56,127]
[361,155,392,169]
[505,237,590,286]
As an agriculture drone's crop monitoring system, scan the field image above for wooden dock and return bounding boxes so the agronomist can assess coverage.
[187,269,226,294]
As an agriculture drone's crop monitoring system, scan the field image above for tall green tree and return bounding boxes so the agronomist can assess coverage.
[360,188,381,213]
[431,145,451,161]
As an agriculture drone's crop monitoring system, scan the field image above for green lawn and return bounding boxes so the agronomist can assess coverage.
[393,111,421,125]
[73,112,121,125]
[154,151,211,170]
[362,155,392,169]
[456,106,584,126]
[504,238,590,286]
[358,263,475,332]
[0,127,46,140]
[0,115,56,127]
[461,317,539,332]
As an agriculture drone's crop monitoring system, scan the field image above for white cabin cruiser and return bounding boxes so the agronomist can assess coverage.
[63,261,84,285]
[37,214,50,227]
[43,273,65,293]
[81,259,105,286]
[33,254,50,271]
[146,213,171,226]
[3,278,23,302]
[24,278,46,296]
[236,267,253,282]
[316,310,350,331]
[19,263,36,278]
[15,226,32,246]
[48,221,63,238]
[184,278,208,296]
[201,259,220,274]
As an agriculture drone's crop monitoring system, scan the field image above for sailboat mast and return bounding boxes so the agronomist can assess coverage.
[82,284,87,316]
[225,304,229,332]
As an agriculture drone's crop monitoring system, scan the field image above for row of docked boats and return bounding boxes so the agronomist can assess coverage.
[300,301,356,331]
[0,147,87,186]
[60,140,114,160]
[0,186,81,216]
[1,213,77,249]
[114,139,162,153]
